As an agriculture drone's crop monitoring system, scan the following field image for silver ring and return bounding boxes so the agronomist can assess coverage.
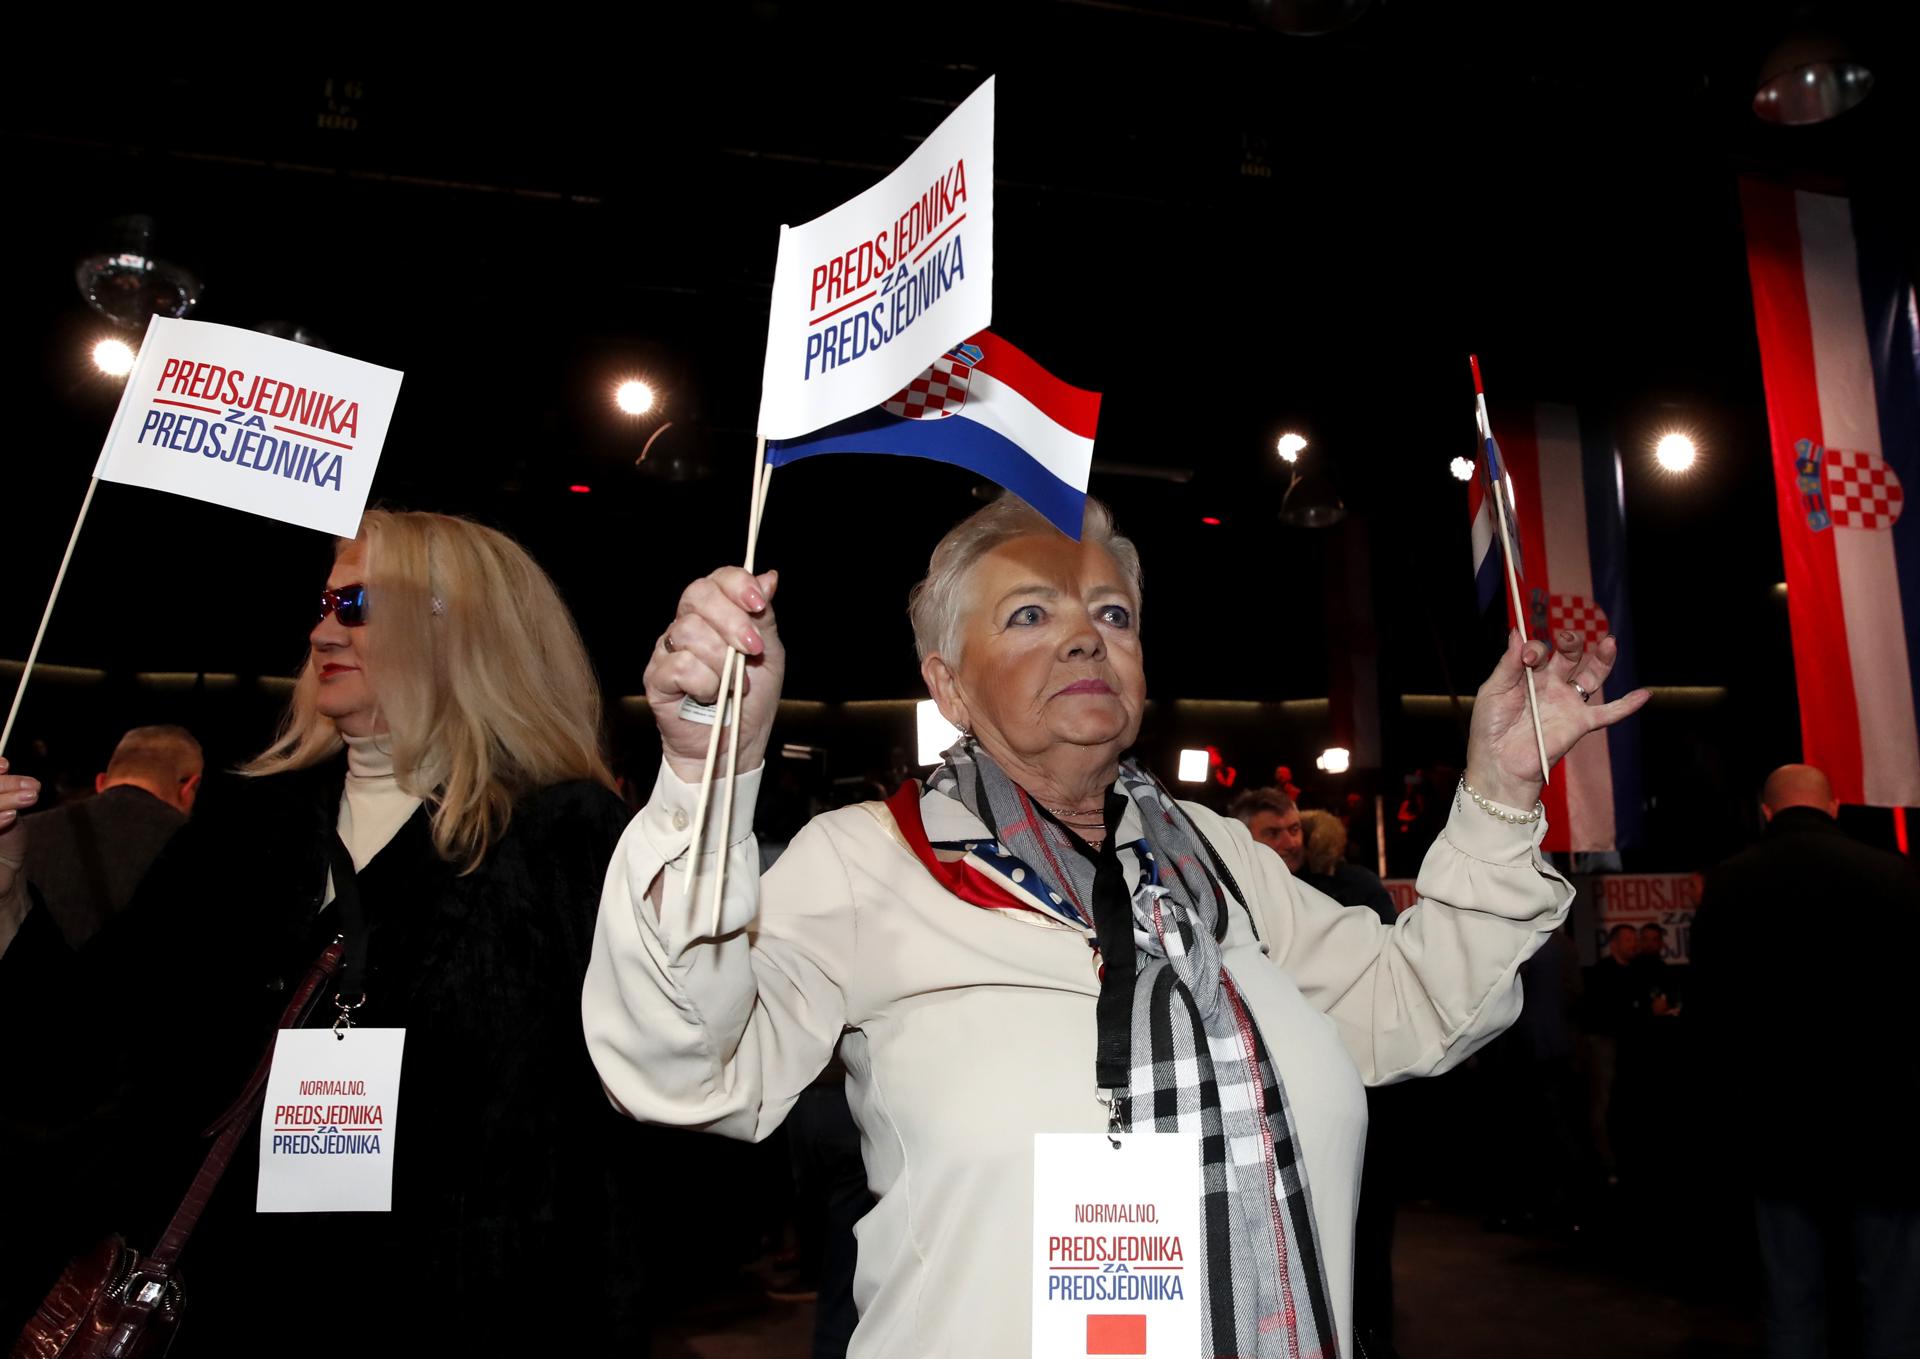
[663,633,677,653]
[1570,680,1592,703]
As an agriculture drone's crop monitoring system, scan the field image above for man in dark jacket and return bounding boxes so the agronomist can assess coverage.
[1691,764,1920,1359]
[22,724,201,949]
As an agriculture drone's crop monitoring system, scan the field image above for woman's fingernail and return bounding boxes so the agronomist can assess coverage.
[0,810,14,826]
[741,628,764,654]
[14,790,36,806]
[745,591,767,611]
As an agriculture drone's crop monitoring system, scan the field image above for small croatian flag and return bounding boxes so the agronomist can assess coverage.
[765,330,1101,539]
[1467,439,1506,614]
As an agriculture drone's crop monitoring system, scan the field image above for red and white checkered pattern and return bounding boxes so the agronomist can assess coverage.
[882,355,972,420]
[1549,594,1610,644]
[1824,446,1905,531]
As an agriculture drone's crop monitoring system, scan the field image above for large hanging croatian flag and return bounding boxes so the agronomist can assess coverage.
[765,330,1101,539]
[1741,181,1920,808]
[1483,403,1645,853]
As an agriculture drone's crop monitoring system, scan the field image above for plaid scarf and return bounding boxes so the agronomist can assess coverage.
[926,740,1339,1359]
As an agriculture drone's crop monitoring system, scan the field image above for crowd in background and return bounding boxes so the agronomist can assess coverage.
[3,679,1915,1357]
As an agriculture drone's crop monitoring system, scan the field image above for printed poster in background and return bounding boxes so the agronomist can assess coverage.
[94,315,404,537]
[757,77,993,440]
[1389,873,1702,963]
[1574,872,1704,964]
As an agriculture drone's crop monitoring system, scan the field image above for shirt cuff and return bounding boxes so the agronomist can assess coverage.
[1441,780,1548,864]
[636,758,765,870]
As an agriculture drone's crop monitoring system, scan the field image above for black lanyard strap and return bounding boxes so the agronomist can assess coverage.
[324,832,370,1023]
[1089,789,1136,1096]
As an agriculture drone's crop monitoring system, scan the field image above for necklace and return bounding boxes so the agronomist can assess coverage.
[1042,800,1104,819]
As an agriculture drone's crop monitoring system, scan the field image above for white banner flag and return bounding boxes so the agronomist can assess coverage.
[94,316,403,537]
[756,77,994,440]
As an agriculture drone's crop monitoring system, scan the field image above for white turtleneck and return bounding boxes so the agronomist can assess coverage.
[324,733,426,905]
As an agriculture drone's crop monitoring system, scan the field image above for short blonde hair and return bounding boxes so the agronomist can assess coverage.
[245,509,614,871]
[1300,808,1348,877]
[907,494,1142,662]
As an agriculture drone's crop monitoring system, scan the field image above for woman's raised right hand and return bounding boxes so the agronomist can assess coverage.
[645,568,784,785]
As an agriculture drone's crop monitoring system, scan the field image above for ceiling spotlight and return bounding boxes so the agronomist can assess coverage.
[92,338,135,377]
[1176,748,1210,784]
[1655,432,1698,473]
[615,380,656,415]
[1754,30,1874,125]
[1278,436,1346,527]
[1315,746,1351,774]
[74,215,203,329]
[1449,456,1475,482]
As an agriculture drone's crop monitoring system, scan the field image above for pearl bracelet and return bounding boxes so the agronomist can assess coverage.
[1458,777,1545,826]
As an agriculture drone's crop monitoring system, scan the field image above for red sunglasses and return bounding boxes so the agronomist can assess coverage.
[317,583,368,627]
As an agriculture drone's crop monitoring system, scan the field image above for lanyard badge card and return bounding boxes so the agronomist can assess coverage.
[256,835,406,1213]
[1032,1127,1201,1358]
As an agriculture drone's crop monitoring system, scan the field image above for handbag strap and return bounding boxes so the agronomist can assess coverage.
[147,937,344,1270]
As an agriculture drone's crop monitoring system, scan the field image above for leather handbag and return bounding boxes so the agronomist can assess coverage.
[11,937,343,1359]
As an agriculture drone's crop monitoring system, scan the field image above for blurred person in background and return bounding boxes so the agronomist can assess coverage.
[1692,764,1920,1359]
[1296,807,1396,925]
[21,723,202,951]
[1229,784,1306,872]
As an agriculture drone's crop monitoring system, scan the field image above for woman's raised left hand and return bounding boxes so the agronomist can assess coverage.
[1464,629,1650,811]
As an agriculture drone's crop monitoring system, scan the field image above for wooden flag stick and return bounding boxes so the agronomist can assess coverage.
[1490,473,1552,787]
[1470,370,1552,788]
[685,439,772,936]
[709,457,773,933]
[1,477,101,757]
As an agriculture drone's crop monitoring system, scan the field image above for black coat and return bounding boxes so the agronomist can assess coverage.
[22,784,186,949]
[1,757,655,1354]
[1689,806,1920,1200]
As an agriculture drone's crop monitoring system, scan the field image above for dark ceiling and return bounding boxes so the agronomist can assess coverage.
[3,1,1914,724]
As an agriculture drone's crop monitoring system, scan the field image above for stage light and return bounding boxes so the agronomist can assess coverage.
[569,484,592,494]
[1201,516,1222,526]
[1754,29,1873,125]
[615,380,656,415]
[1316,747,1351,774]
[1276,432,1307,464]
[75,214,202,328]
[92,339,135,377]
[916,700,961,766]
[1176,748,1209,783]
[1655,433,1697,473]
[1449,456,1475,482]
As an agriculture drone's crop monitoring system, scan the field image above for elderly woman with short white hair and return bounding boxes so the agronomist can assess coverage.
[584,494,1646,1358]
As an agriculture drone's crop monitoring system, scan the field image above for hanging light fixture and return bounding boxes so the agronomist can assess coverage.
[74,215,203,329]
[1277,435,1346,527]
[1753,29,1874,125]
